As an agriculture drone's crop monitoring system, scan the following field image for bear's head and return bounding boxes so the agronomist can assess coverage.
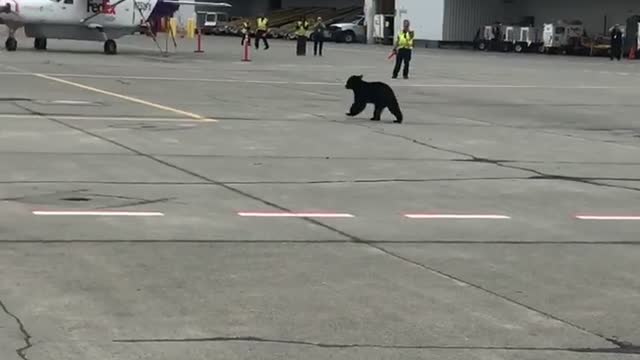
[345,74,363,89]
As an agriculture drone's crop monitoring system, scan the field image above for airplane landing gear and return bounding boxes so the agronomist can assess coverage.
[103,39,117,55]
[34,38,47,51]
[5,37,17,51]
[5,29,17,51]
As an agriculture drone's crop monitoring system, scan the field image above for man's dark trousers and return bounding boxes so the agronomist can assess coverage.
[393,48,412,78]
[313,35,323,56]
[255,30,269,49]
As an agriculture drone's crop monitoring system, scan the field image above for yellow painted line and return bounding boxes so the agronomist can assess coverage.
[33,73,217,122]
[0,114,205,122]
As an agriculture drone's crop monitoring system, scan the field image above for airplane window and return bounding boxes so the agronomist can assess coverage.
[64,0,73,4]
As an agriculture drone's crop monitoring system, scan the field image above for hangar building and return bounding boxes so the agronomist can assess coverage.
[410,0,640,44]
[195,0,640,45]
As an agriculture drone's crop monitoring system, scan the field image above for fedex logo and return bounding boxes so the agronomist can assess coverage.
[87,0,115,14]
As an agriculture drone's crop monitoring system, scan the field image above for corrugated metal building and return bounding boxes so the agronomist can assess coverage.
[399,0,640,43]
[219,0,362,17]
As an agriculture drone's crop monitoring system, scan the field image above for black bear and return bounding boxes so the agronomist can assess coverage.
[345,75,403,123]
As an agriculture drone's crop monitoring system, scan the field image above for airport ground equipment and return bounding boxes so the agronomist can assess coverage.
[541,20,590,55]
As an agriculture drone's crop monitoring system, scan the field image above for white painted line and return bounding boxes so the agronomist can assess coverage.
[238,212,354,218]
[33,211,164,216]
[49,100,96,105]
[405,214,511,219]
[32,73,216,122]
[0,114,207,122]
[575,215,640,221]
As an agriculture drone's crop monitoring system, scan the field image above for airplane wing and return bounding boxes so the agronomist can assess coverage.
[161,0,232,6]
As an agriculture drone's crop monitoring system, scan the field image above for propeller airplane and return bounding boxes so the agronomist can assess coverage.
[0,0,231,54]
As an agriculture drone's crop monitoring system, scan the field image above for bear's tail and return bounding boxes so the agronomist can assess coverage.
[388,96,403,122]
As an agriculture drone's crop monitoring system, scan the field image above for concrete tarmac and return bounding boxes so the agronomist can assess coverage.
[1,32,640,359]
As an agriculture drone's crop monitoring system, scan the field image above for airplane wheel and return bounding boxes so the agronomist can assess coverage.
[104,39,117,55]
[34,38,47,50]
[5,37,17,51]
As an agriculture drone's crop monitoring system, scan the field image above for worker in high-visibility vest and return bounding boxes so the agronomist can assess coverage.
[255,14,270,50]
[295,16,310,56]
[392,19,415,79]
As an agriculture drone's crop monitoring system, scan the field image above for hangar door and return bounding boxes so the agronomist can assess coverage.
[520,0,640,36]
[442,0,505,41]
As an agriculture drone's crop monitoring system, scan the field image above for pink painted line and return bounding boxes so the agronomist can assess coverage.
[575,215,640,221]
[32,211,164,216]
[405,214,511,219]
[238,212,354,218]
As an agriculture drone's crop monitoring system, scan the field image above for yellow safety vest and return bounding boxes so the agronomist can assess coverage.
[295,21,309,36]
[397,31,414,49]
[257,17,268,31]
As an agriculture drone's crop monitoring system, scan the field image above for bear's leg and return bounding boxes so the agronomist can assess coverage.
[371,104,384,121]
[388,100,403,123]
[346,101,366,116]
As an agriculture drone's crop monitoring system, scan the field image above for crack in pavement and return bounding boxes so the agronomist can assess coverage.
[94,197,176,210]
[0,188,90,202]
[1,176,640,186]
[337,121,637,350]
[5,149,640,165]
[0,299,32,360]
[112,336,639,354]
[364,126,640,193]
[8,94,637,355]
[11,102,361,244]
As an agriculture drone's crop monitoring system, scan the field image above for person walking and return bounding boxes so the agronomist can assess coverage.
[312,16,326,56]
[610,25,623,61]
[255,14,270,50]
[392,19,415,79]
[295,16,310,56]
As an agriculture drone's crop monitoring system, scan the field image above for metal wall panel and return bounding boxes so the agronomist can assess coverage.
[443,0,506,41]
[396,0,445,41]
[281,0,362,8]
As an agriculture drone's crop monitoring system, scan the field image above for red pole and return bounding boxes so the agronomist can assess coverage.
[195,27,203,53]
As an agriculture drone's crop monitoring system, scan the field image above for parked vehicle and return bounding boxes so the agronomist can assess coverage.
[196,11,231,35]
[541,20,589,55]
[514,26,543,53]
[329,15,365,43]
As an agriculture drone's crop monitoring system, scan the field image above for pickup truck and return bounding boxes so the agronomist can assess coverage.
[329,15,365,43]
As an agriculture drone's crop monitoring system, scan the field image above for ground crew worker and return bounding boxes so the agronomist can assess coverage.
[240,20,250,46]
[610,25,623,61]
[392,19,414,79]
[295,16,310,56]
[255,14,269,50]
[312,16,326,56]
[491,21,502,51]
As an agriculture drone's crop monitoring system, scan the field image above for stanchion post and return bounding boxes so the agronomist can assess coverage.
[195,27,204,53]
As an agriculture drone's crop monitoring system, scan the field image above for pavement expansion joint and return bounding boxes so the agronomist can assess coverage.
[111,336,638,353]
